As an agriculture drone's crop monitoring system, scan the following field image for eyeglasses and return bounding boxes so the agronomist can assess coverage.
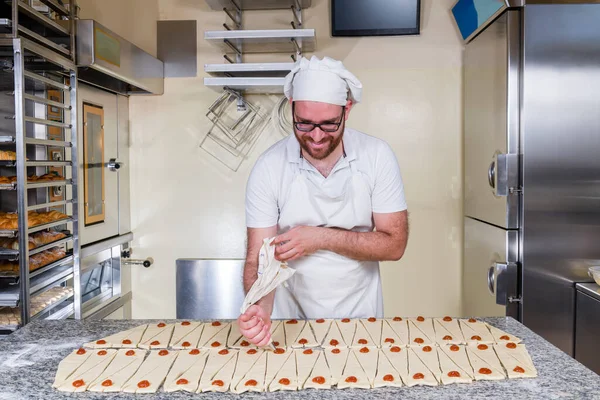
[292,103,345,133]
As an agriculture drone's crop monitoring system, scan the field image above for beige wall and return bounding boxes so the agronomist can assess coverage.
[124,0,464,318]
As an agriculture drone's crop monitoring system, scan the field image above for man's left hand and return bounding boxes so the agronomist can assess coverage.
[272,226,323,262]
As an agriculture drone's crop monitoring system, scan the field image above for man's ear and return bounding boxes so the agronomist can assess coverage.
[344,99,354,120]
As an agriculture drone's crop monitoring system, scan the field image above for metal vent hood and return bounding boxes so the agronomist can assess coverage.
[75,19,164,95]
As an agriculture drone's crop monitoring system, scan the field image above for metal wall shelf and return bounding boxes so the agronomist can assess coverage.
[204,77,285,93]
[205,62,293,77]
[15,1,70,36]
[205,29,316,53]
[205,0,311,10]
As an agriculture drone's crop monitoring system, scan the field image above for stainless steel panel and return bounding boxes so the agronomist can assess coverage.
[76,20,164,95]
[463,217,518,317]
[176,259,245,320]
[464,11,520,229]
[117,95,130,235]
[576,283,600,302]
[575,291,600,374]
[157,20,197,78]
[521,4,600,356]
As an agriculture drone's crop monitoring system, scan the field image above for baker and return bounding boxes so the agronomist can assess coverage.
[238,56,409,346]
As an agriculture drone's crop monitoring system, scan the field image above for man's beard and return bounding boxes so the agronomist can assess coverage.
[295,124,344,161]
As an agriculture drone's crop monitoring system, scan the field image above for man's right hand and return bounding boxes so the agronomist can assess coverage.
[237,304,272,347]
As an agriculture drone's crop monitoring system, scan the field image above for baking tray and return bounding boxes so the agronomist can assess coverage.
[0,231,71,261]
[0,217,72,238]
[0,252,73,283]
[0,179,71,191]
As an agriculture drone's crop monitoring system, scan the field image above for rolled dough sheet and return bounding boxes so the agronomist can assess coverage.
[197,349,238,392]
[494,342,535,369]
[163,348,209,392]
[138,323,175,349]
[169,321,202,348]
[309,319,333,346]
[380,320,403,348]
[382,346,409,385]
[386,318,409,346]
[351,322,376,348]
[322,320,347,348]
[202,351,238,392]
[433,318,465,345]
[466,346,505,381]
[460,319,495,345]
[406,348,438,387]
[324,347,349,385]
[233,350,267,393]
[283,319,306,346]
[439,344,474,379]
[88,349,145,392]
[494,344,537,379]
[122,349,179,393]
[353,347,378,386]
[230,349,263,391]
[171,323,204,350]
[487,323,522,344]
[84,324,148,349]
[413,345,442,382]
[52,348,93,388]
[269,350,298,392]
[203,323,230,350]
[265,347,293,386]
[438,347,472,385]
[291,320,318,348]
[295,348,319,388]
[198,321,230,348]
[304,351,332,390]
[373,349,403,388]
[408,318,435,346]
[56,349,117,392]
[336,319,357,346]
[337,350,370,389]
[360,318,383,346]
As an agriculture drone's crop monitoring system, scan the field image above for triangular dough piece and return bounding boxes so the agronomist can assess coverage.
[170,321,202,347]
[361,318,383,346]
[234,351,267,393]
[495,342,535,369]
[269,350,298,392]
[198,322,230,348]
[283,319,305,345]
[56,349,117,392]
[309,319,333,346]
[438,347,472,385]
[88,349,146,392]
[351,321,376,348]
[494,345,537,379]
[382,346,409,384]
[230,349,263,390]
[270,321,285,348]
[138,323,175,349]
[337,351,371,389]
[406,348,438,387]
[265,347,292,387]
[324,347,349,385]
[202,352,238,392]
[386,318,409,346]
[203,323,230,350]
[84,324,148,349]
[434,318,465,345]
[460,319,495,345]
[323,320,347,348]
[336,319,357,346]
[381,320,403,347]
[439,344,474,379]
[466,346,505,381]
[374,349,403,388]
[227,322,243,348]
[163,348,209,392]
[413,345,442,382]
[295,348,319,388]
[353,347,378,386]
[291,320,318,348]
[197,349,238,391]
[487,324,521,344]
[171,323,204,350]
[52,348,93,388]
[304,351,332,390]
[469,343,505,376]
[122,350,179,393]
[408,318,435,346]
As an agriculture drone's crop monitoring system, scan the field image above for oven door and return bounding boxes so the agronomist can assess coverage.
[80,246,122,316]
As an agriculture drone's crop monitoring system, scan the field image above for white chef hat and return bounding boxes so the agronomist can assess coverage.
[283,56,362,106]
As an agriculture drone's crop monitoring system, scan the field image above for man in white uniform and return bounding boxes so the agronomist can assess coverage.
[238,56,408,346]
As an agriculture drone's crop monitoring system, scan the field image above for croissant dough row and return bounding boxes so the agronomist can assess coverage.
[0,210,68,230]
[0,173,65,184]
[0,246,67,273]
[0,230,67,250]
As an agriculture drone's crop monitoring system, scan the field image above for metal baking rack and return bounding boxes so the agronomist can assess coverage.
[0,0,79,332]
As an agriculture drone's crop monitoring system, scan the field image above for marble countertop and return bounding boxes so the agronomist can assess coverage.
[1,317,599,399]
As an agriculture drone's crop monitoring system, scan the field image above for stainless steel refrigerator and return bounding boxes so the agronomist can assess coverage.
[458,1,600,356]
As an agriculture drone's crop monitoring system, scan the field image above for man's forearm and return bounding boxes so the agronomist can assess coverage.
[321,228,405,261]
[243,260,275,315]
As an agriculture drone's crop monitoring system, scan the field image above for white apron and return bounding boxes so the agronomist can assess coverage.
[271,155,384,320]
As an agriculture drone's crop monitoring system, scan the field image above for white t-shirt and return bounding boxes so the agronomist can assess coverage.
[246,128,407,229]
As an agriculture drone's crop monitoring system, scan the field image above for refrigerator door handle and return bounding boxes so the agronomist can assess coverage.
[492,153,519,197]
[487,265,496,294]
[494,261,519,306]
[488,161,496,189]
